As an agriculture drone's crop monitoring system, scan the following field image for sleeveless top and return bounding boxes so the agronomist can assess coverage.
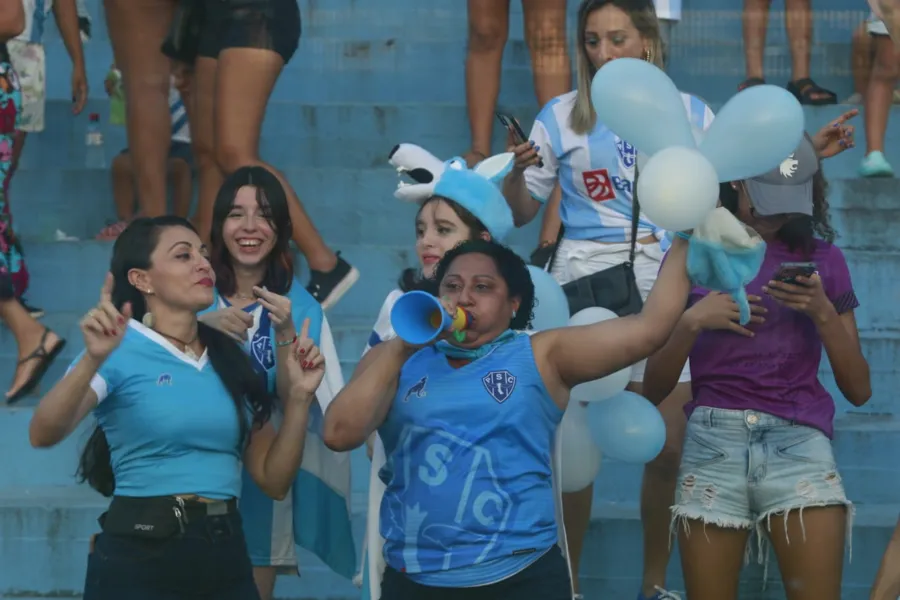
[378,333,563,586]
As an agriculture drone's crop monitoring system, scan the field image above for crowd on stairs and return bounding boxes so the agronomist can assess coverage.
[0,0,896,599]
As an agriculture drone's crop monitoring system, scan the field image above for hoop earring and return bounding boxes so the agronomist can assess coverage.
[643,47,653,63]
[142,312,154,328]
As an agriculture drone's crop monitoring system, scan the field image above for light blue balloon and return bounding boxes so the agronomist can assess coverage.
[592,391,666,464]
[590,57,694,157]
[699,85,805,182]
[527,265,569,331]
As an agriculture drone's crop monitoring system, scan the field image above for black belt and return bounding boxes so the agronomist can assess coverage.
[100,495,239,540]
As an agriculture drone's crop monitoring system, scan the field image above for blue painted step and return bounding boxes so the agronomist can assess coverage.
[0,482,895,599]
[40,35,856,106]
[8,162,899,243]
[11,103,881,178]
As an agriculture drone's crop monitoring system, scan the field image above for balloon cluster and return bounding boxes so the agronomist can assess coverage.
[528,63,806,490]
[528,271,666,492]
[590,58,806,231]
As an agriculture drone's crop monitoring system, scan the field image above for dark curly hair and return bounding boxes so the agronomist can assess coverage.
[718,171,837,257]
[433,239,535,331]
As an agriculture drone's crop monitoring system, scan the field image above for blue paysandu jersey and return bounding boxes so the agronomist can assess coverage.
[217,297,273,388]
[377,333,563,586]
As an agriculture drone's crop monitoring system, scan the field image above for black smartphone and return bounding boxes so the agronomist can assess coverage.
[774,262,817,284]
[496,112,543,167]
[497,112,528,145]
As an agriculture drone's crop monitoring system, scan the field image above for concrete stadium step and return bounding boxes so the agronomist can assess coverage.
[14,102,880,177]
[0,318,374,409]
[9,241,530,321]
[9,165,897,244]
[45,0,863,46]
[0,484,894,599]
[40,34,856,105]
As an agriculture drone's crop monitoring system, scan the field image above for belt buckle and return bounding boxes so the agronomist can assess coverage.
[206,501,229,516]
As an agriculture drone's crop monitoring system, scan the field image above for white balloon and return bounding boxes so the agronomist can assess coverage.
[567,307,632,403]
[558,403,602,493]
[637,146,719,232]
[569,306,617,327]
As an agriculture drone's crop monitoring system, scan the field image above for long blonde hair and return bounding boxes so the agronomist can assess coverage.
[570,0,665,135]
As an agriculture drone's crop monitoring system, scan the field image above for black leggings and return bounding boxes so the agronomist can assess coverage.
[380,546,572,600]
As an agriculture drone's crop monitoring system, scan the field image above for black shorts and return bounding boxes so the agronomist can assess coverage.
[380,546,572,600]
[196,0,301,64]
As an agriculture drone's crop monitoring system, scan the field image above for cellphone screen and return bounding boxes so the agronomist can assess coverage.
[775,262,817,283]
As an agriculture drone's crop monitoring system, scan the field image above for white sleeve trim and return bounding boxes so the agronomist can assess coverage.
[89,374,109,404]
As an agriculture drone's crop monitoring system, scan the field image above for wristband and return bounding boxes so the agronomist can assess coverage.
[275,334,297,347]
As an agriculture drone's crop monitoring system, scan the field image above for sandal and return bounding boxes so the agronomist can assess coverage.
[738,77,766,91]
[786,78,837,106]
[6,328,66,404]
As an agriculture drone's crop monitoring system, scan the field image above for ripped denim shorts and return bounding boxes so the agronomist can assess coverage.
[671,407,853,547]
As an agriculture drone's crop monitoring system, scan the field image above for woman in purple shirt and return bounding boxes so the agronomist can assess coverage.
[644,134,872,600]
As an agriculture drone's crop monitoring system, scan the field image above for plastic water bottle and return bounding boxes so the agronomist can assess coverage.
[85,113,105,169]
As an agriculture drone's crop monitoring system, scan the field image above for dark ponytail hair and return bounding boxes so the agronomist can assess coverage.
[77,216,273,497]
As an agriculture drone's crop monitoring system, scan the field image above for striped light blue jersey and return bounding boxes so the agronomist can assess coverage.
[525,90,715,243]
[16,0,52,43]
[169,83,190,144]
[364,289,402,354]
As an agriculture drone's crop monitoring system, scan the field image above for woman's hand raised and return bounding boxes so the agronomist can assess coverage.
[285,318,325,403]
[80,273,131,361]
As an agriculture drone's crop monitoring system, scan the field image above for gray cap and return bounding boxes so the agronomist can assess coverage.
[743,134,819,217]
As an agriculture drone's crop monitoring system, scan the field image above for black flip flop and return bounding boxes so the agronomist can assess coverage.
[6,328,67,404]
[786,78,837,106]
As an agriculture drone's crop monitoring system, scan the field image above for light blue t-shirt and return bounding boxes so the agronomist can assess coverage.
[378,333,563,587]
[72,320,246,500]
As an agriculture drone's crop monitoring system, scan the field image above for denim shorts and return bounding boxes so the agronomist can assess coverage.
[671,407,853,542]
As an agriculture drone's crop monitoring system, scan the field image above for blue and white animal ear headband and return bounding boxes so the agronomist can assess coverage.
[388,143,516,242]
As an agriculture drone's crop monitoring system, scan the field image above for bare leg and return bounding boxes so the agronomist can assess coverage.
[521,0,569,268]
[168,157,193,219]
[103,0,175,216]
[742,0,772,81]
[110,152,136,221]
[784,0,813,81]
[638,382,690,596]
[521,0,570,106]
[870,516,900,600]
[213,48,337,272]
[767,505,847,600]
[0,298,62,399]
[851,22,874,98]
[464,0,510,165]
[561,484,592,594]
[251,566,277,600]
[864,36,900,155]
[188,56,223,243]
[678,521,750,600]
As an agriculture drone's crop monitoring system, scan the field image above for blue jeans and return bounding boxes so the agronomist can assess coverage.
[671,407,852,546]
[83,511,259,599]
